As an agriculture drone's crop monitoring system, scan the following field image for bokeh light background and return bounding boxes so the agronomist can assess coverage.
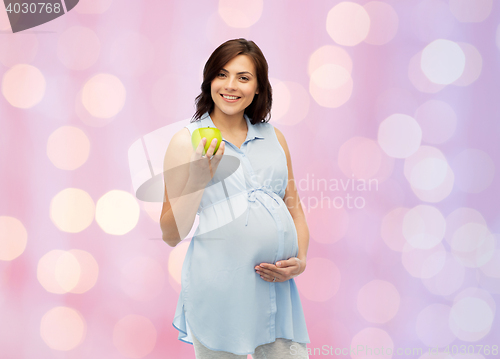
[1,0,500,358]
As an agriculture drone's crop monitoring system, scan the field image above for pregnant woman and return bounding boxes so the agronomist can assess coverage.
[160,38,310,359]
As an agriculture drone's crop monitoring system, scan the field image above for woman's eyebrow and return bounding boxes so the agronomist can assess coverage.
[220,68,254,76]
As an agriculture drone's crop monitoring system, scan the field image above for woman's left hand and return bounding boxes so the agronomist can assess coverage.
[254,257,306,282]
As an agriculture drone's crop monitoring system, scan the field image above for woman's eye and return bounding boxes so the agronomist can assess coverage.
[217,73,226,78]
[240,77,249,81]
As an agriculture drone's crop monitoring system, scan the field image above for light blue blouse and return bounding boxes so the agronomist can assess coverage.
[172,112,310,355]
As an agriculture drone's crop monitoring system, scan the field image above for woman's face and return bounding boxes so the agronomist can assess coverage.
[210,54,259,120]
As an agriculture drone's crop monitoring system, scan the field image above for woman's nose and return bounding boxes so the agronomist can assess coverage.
[224,76,237,91]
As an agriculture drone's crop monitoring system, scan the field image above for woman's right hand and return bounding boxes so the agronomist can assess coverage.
[188,137,225,187]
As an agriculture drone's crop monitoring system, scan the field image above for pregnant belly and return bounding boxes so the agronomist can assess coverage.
[194,198,298,270]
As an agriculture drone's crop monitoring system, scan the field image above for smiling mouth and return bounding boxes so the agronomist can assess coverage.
[221,94,241,100]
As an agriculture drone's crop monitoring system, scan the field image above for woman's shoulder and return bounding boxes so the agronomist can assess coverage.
[174,126,191,140]
[252,120,281,138]
[169,116,197,151]
[166,128,191,159]
[248,116,275,134]
[265,123,289,157]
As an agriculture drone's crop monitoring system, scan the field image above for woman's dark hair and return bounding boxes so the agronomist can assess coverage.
[191,38,272,124]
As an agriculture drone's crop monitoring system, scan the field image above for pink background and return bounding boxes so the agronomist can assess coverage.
[1,0,499,358]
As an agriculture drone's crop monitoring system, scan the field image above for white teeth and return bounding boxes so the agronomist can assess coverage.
[222,95,239,100]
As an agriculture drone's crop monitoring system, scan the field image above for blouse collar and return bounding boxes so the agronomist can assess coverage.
[199,112,264,141]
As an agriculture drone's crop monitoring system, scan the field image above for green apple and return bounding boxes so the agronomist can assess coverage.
[191,126,223,156]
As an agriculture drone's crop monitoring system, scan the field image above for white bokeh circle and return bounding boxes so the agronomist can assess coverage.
[326,2,371,46]
[378,114,422,158]
[403,205,445,249]
[81,74,126,119]
[421,39,465,85]
[50,189,95,233]
[95,190,140,235]
[2,64,46,108]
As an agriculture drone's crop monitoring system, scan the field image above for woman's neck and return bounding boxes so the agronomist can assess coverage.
[210,109,247,134]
